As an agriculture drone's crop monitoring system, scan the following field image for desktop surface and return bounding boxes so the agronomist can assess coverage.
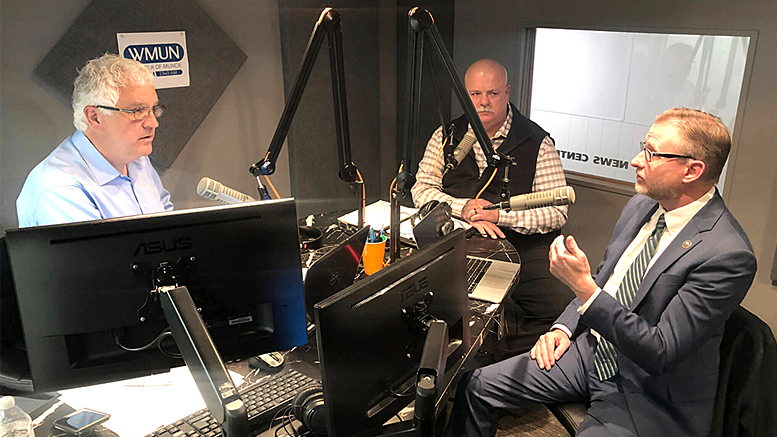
[22,218,518,437]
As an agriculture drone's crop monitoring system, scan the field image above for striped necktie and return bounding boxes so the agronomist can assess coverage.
[594,214,666,381]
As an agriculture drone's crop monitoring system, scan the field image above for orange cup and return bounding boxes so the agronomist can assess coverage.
[362,235,387,275]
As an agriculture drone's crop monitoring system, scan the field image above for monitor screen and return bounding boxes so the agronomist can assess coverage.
[313,228,470,437]
[4,199,308,392]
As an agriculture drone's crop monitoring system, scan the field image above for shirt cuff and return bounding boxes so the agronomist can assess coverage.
[576,288,603,314]
[550,324,573,339]
[496,210,511,227]
[450,198,470,219]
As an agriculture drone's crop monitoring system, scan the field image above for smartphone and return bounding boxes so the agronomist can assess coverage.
[52,409,110,436]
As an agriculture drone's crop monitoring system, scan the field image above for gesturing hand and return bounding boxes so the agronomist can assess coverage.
[548,235,598,302]
[530,329,571,370]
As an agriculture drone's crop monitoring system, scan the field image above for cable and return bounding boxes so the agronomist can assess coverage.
[355,167,366,226]
[281,346,298,359]
[264,174,281,199]
[157,332,182,359]
[434,136,449,178]
[389,383,416,398]
[464,249,520,257]
[389,163,403,200]
[473,167,498,209]
[283,406,300,437]
[269,406,290,437]
[115,329,172,352]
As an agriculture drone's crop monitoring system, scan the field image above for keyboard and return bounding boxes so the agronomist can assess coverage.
[466,257,492,293]
[144,368,318,437]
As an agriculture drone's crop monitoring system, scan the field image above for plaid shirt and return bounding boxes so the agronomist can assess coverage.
[411,106,568,235]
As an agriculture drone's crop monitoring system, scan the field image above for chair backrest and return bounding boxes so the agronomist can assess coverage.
[709,306,777,437]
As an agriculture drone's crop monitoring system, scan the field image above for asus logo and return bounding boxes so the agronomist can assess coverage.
[133,237,192,256]
[400,276,430,302]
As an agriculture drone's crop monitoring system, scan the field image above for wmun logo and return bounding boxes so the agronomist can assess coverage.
[123,43,185,64]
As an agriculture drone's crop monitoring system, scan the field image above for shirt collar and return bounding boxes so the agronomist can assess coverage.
[72,130,134,185]
[493,104,512,140]
[654,186,715,237]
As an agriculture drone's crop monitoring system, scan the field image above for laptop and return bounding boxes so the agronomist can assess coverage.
[302,225,370,321]
[412,203,519,303]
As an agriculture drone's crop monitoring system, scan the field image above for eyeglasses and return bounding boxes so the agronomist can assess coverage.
[95,104,165,121]
[639,141,695,162]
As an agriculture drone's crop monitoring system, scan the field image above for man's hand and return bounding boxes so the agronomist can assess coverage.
[530,329,570,370]
[462,198,505,239]
[548,235,598,301]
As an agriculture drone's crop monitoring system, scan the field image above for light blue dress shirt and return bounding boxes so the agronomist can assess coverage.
[16,130,173,228]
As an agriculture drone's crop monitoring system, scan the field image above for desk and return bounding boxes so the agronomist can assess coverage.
[26,223,518,437]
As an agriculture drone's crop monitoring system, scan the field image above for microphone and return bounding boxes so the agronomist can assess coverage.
[196,177,256,204]
[445,128,478,171]
[482,186,576,211]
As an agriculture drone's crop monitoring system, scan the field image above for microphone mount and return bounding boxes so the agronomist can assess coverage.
[249,8,363,227]
[390,7,512,262]
[499,157,517,206]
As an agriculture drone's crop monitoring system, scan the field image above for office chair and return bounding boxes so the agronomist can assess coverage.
[709,306,777,437]
[546,306,777,437]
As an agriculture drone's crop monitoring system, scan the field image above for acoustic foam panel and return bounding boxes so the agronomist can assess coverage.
[34,0,247,172]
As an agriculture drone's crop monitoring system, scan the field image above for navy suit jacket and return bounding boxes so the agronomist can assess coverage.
[556,191,757,436]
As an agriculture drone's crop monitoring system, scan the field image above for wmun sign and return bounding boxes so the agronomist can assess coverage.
[117,31,190,89]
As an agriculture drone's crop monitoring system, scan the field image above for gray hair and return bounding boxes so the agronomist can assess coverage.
[654,108,731,184]
[72,54,155,131]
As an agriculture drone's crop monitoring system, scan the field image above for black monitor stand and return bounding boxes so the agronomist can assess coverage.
[376,320,449,437]
[137,258,249,437]
[157,285,248,437]
[161,287,446,437]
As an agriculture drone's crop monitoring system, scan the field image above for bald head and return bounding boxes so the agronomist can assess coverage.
[465,59,508,88]
[465,59,510,136]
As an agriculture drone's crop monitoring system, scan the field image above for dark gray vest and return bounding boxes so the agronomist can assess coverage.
[441,103,559,253]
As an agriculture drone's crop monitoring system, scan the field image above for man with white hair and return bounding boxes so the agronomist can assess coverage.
[16,53,172,227]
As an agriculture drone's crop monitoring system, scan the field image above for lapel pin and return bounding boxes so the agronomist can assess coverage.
[682,240,692,249]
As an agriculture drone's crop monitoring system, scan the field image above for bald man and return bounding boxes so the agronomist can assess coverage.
[412,59,573,360]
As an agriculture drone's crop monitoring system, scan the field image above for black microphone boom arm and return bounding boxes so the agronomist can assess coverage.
[249,8,362,227]
[250,8,357,183]
[402,7,503,176]
[391,7,508,262]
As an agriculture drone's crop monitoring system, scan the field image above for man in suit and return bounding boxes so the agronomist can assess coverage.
[443,108,757,437]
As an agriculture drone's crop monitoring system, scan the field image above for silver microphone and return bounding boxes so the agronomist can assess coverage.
[196,177,255,204]
[482,186,576,211]
[445,128,478,171]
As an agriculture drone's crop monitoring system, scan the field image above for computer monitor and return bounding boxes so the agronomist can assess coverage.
[0,236,33,395]
[303,225,370,322]
[3,199,308,394]
[313,228,470,437]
